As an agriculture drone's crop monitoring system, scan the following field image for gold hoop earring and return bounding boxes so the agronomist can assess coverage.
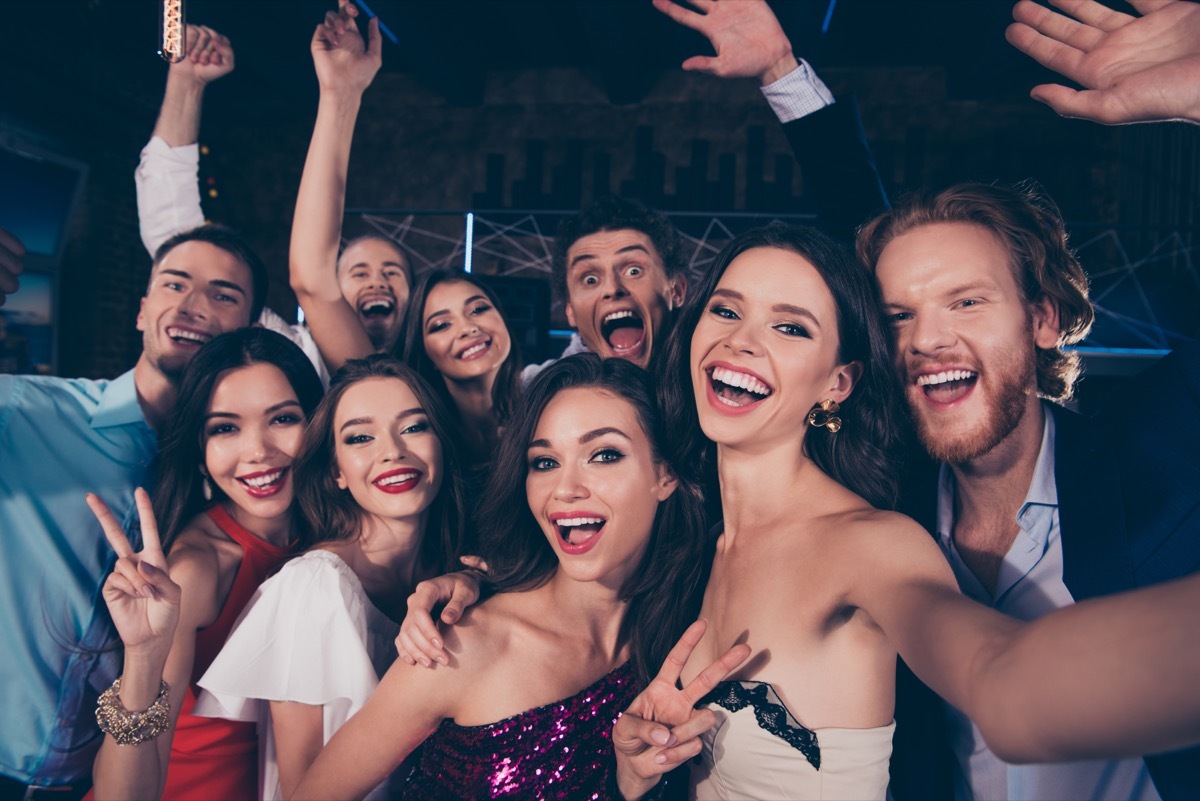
[806,399,842,433]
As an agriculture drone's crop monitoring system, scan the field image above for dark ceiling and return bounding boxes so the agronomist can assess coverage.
[8,0,1065,114]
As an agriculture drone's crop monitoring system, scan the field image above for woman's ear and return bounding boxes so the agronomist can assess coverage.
[828,360,864,403]
[335,471,348,491]
[654,465,680,502]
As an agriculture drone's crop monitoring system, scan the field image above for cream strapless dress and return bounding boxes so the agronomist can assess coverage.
[692,680,895,801]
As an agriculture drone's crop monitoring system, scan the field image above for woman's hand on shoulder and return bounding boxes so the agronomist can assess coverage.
[613,620,750,800]
[396,557,488,667]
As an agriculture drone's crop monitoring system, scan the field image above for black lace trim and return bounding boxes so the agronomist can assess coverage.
[701,680,821,771]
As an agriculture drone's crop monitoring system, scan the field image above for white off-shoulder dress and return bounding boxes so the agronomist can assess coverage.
[194,549,400,801]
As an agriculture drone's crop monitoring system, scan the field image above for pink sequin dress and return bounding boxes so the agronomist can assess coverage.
[402,662,638,800]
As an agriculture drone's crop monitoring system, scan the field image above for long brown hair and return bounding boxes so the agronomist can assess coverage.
[290,356,467,575]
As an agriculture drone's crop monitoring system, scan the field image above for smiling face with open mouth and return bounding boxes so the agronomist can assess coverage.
[202,362,306,531]
[422,279,512,383]
[337,237,411,352]
[875,222,1058,464]
[138,240,254,381]
[564,229,684,368]
[333,376,443,524]
[525,387,677,589]
[690,247,859,451]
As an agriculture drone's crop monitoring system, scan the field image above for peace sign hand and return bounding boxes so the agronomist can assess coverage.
[612,620,751,800]
[88,488,181,661]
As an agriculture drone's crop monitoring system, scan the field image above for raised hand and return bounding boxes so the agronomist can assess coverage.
[652,0,798,85]
[612,620,751,800]
[1006,0,1200,124]
[312,0,382,97]
[171,24,235,87]
[0,226,25,307]
[88,488,181,660]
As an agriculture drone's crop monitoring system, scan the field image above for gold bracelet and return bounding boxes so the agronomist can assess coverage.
[95,678,171,746]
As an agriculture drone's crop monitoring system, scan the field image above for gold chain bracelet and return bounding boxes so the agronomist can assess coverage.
[95,678,171,746]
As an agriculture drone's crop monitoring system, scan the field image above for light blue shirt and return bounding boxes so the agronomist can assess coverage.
[936,408,1158,801]
[0,370,157,784]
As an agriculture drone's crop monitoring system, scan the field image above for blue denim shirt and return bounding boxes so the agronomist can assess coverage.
[0,370,157,784]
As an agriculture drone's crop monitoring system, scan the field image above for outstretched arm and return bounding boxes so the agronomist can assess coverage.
[859,520,1200,764]
[137,24,234,255]
[1006,0,1200,124]
[289,0,379,370]
[291,655,453,800]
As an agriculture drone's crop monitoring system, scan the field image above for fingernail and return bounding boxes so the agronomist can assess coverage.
[420,658,431,668]
[651,729,670,745]
[436,656,448,666]
[431,638,442,648]
[655,753,668,764]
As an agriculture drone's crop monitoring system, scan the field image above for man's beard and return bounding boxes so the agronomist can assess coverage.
[906,343,1037,465]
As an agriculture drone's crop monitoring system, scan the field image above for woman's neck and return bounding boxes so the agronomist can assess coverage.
[223,501,293,548]
[537,570,629,662]
[444,369,499,424]
[715,440,822,546]
[328,513,428,618]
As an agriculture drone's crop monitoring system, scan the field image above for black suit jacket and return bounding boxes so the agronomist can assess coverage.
[890,340,1200,801]
[780,96,890,244]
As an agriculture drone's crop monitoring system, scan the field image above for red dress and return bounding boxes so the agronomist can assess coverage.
[90,505,290,800]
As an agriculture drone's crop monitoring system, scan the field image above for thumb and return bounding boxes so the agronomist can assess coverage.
[681,55,719,75]
[138,560,181,603]
[367,16,383,60]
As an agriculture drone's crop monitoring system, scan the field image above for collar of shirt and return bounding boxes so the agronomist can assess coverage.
[89,369,148,430]
[935,405,1059,603]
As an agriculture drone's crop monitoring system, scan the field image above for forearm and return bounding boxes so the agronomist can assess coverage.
[153,71,207,147]
[289,89,375,366]
[966,574,1200,762]
[893,575,1200,763]
[90,650,175,801]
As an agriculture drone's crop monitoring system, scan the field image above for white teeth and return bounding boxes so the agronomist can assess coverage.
[711,366,772,397]
[376,472,418,486]
[916,370,977,387]
[603,310,636,324]
[361,300,394,313]
[241,470,284,489]
[168,327,211,344]
[460,342,488,359]
[557,517,605,527]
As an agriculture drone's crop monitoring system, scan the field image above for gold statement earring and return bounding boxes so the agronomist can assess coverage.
[806,399,842,433]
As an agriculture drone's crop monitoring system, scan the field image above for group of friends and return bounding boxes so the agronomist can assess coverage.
[1,0,1199,800]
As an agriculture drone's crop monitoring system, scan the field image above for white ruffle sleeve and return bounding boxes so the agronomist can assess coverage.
[194,549,399,800]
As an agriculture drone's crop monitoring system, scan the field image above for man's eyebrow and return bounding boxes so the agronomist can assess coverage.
[569,244,653,269]
[209,280,247,297]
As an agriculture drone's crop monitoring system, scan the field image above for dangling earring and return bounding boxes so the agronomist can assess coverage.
[806,399,842,433]
[200,467,213,501]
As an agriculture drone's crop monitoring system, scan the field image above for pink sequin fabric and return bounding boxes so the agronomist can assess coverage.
[403,662,638,800]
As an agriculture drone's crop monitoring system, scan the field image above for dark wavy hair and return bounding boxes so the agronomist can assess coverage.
[290,355,466,576]
[474,354,711,685]
[153,328,325,552]
[552,196,683,304]
[658,222,905,510]
[855,181,1094,402]
[397,269,523,428]
[152,223,270,322]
